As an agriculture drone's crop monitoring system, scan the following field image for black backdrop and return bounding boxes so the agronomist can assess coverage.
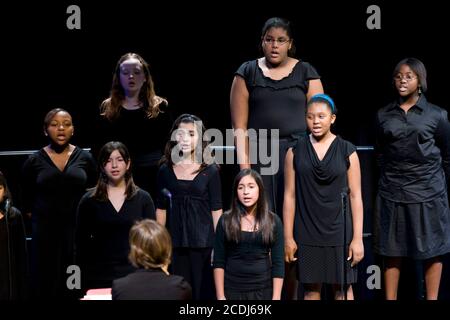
[1,0,449,300]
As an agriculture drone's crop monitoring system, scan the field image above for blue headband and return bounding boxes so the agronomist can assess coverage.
[310,94,335,112]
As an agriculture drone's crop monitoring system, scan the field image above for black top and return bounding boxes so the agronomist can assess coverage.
[75,188,155,290]
[93,106,172,166]
[156,164,222,248]
[0,207,29,300]
[112,268,192,300]
[376,95,450,203]
[21,147,96,297]
[293,136,355,246]
[236,59,320,138]
[213,213,284,291]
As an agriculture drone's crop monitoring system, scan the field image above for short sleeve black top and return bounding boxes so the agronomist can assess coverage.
[236,59,320,138]
[376,95,450,203]
[293,136,356,246]
[156,164,222,248]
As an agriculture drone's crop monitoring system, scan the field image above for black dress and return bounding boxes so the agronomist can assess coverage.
[213,213,284,300]
[236,59,320,217]
[21,147,96,298]
[93,105,172,198]
[75,188,155,291]
[374,95,450,259]
[156,163,222,300]
[293,136,358,284]
[0,206,29,300]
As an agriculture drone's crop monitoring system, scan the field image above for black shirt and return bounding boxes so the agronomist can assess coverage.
[236,59,320,138]
[213,213,284,291]
[75,188,155,290]
[376,95,450,203]
[112,268,192,300]
[94,106,172,166]
[156,164,222,248]
[293,136,355,246]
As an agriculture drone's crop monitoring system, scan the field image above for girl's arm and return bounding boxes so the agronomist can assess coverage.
[213,268,226,300]
[271,215,285,300]
[212,209,222,232]
[283,148,297,262]
[347,152,364,267]
[306,79,324,100]
[230,76,251,169]
[213,216,226,300]
[156,208,166,226]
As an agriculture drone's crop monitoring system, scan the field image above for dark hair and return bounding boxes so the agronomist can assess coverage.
[161,114,213,172]
[393,57,427,93]
[92,141,137,201]
[261,17,296,57]
[43,108,72,132]
[223,169,274,244]
[128,219,172,269]
[307,93,337,114]
[100,52,168,121]
[0,171,12,207]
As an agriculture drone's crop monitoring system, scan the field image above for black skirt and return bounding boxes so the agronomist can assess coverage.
[297,244,358,284]
[373,193,450,260]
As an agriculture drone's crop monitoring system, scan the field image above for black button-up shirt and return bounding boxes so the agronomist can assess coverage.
[376,95,450,203]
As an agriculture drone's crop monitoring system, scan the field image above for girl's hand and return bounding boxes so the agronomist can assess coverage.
[284,238,298,263]
[348,238,364,267]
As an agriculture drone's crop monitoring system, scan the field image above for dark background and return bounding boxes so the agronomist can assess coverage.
[1,0,449,300]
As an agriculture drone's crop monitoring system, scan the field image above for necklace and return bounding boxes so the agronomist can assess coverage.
[242,215,257,232]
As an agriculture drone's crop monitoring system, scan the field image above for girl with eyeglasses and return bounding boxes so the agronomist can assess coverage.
[230,16,324,299]
[374,58,450,300]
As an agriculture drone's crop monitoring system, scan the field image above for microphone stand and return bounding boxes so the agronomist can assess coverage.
[4,199,13,300]
[341,191,348,301]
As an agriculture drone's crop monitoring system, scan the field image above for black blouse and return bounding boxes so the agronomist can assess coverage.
[93,106,172,165]
[213,213,284,291]
[156,164,222,248]
[293,136,356,246]
[236,59,320,138]
[376,95,450,203]
[75,188,155,289]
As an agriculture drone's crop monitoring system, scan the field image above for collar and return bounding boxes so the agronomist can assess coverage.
[388,94,428,112]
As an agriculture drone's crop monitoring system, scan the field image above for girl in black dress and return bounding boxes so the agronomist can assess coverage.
[283,94,364,300]
[21,108,96,299]
[76,141,155,292]
[213,169,284,300]
[156,114,223,300]
[0,171,28,300]
[374,58,450,300]
[94,52,172,198]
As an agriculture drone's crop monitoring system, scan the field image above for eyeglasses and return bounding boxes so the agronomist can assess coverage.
[393,74,417,82]
[263,38,290,46]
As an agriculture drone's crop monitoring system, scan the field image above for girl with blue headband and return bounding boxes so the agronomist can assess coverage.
[283,94,364,300]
